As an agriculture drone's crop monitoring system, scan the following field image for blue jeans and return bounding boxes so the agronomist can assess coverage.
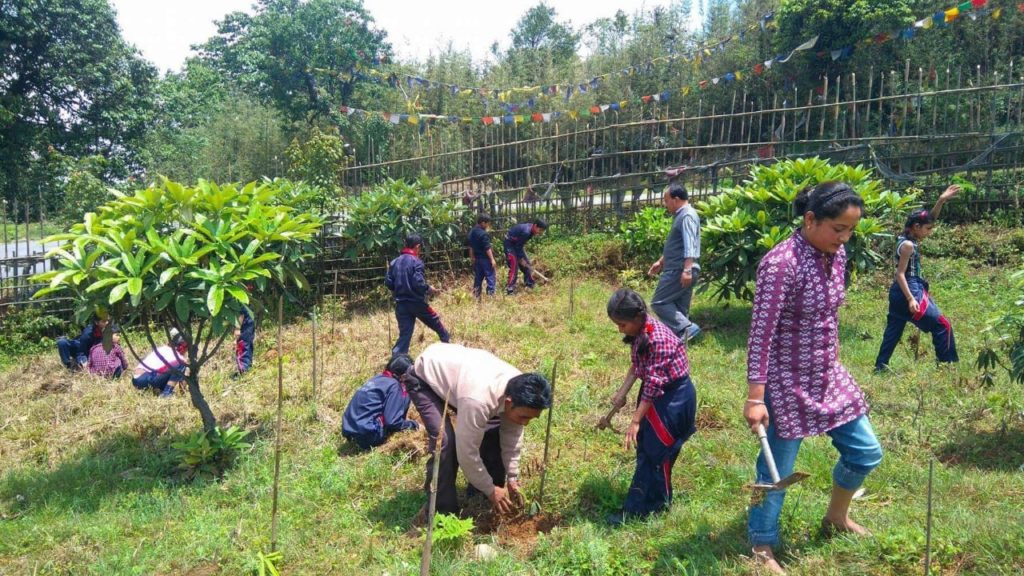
[748,414,883,547]
[132,370,184,397]
[875,279,958,370]
[56,337,88,369]
[650,268,699,338]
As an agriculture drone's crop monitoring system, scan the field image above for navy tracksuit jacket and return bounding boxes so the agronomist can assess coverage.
[385,249,450,355]
[342,372,419,450]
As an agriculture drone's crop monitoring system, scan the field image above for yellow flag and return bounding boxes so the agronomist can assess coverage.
[945,7,959,22]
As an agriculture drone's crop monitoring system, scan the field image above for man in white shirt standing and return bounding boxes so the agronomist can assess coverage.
[403,342,551,519]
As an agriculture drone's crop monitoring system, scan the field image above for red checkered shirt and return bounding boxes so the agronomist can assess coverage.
[630,317,690,402]
[87,342,128,378]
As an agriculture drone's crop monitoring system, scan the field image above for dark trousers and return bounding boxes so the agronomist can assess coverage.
[392,300,450,356]
[472,259,496,297]
[624,376,697,517]
[57,337,87,369]
[503,242,534,294]
[132,370,183,396]
[236,337,254,373]
[407,378,505,514]
[875,279,958,370]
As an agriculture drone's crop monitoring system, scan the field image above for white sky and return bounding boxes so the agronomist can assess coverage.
[110,0,686,74]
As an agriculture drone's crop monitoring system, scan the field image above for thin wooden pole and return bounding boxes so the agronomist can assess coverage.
[537,360,557,508]
[270,295,285,552]
[420,390,451,576]
[925,459,934,576]
[311,305,318,401]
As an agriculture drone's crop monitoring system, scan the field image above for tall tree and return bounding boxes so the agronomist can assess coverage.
[0,0,157,208]
[197,0,392,124]
[505,3,580,85]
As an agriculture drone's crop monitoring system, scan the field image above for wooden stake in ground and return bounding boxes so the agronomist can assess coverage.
[532,360,557,515]
[311,305,318,401]
[569,278,575,320]
[925,459,934,576]
[270,296,285,552]
[385,259,393,347]
[420,391,451,576]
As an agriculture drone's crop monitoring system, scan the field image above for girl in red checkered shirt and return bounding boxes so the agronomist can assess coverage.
[604,288,698,525]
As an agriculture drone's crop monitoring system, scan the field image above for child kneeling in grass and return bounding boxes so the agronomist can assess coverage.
[604,288,697,525]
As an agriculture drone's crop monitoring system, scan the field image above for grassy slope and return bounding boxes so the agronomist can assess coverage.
[1,240,1023,575]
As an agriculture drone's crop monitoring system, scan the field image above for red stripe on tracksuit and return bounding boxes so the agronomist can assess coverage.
[645,408,675,495]
[912,292,930,322]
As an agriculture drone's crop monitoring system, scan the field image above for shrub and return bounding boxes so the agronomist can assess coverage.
[339,176,466,259]
[0,306,64,364]
[172,425,252,481]
[698,157,919,300]
[617,206,672,266]
[431,512,474,547]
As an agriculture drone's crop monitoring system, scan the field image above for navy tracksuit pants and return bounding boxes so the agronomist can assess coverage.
[875,278,958,370]
[624,375,697,517]
[392,300,450,356]
[473,258,496,297]
[503,241,534,294]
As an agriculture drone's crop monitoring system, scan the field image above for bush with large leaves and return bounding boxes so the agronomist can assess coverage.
[339,175,466,259]
[33,178,323,432]
[698,157,918,301]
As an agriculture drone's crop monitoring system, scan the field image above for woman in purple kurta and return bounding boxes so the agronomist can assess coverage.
[744,182,884,574]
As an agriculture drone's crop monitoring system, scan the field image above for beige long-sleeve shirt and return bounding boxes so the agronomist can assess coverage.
[412,343,525,496]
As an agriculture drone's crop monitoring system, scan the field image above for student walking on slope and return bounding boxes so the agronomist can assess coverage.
[386,234,450,356]
[745,182,884,575]
[874,185,961,372]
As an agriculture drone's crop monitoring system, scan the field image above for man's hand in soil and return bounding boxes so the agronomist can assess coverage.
[490,485,515,514]
[507,479,524,507]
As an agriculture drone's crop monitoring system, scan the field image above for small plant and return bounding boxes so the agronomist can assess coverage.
[257,550,283,576]
[431,512,474,546]
[172,425,252,481]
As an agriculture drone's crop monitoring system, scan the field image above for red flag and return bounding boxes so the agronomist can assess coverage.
[590,105,601,114]
[699,80,709,89]
[642,95,653,103]
[482,116,494,126]
[531,113,543,122]
[754,63,764,75]
[971,0,985,6]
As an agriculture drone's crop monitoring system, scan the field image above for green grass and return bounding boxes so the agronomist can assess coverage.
[1,234,1023,575]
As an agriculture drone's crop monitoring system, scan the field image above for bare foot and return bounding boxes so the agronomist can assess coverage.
[821,515,871,537]
[751,546,786,575]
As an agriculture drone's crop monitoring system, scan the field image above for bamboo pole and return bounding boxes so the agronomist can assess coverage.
[270,296,285,552]
[536,360,557,509]
[420,390,451,576]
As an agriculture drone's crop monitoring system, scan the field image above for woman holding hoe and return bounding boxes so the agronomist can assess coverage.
[744,182,884,574]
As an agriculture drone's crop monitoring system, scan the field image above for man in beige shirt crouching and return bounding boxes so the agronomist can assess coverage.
[404,342,551,519]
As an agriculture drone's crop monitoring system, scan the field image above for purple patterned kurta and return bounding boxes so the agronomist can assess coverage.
[746,231,868,439]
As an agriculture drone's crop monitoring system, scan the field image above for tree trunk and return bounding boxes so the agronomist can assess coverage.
[186,373,218,433]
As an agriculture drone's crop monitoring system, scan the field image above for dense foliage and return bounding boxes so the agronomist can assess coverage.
[338,176,466,259]
[698,157,919,300]
[33,178,323,431]
[618,206,673,265]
